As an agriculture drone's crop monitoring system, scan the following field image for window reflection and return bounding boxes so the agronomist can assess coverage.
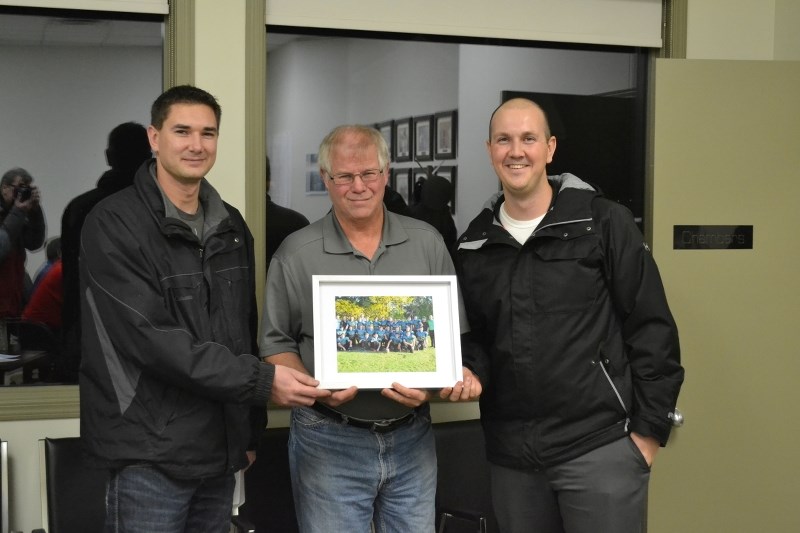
[265,28,646,233]
[0,9,163,386]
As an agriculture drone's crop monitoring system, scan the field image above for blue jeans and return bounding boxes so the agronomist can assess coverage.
[289,405,437,533]
[105,463,235,533]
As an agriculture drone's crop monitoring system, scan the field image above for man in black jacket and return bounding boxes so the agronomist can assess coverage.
[456,98,684,533]
[264,155,309,272]
[79,85,328,533]
[60,121,152,382]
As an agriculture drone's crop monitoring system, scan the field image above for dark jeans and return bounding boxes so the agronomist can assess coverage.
[105,463,235,533]
[490,437,651,533]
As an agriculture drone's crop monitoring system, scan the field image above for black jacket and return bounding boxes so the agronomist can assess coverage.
[456,174,683,469]
[265,194,309,270]
[61,167,139,381]
[79,161,274,478]
[408,175,457,257]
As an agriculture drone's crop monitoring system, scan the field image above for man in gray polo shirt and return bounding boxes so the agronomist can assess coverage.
[260,125,481,533]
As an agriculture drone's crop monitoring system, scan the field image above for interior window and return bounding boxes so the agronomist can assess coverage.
[266,27,648,232]
[0,7,163,387]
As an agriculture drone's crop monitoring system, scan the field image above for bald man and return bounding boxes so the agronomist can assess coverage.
[455,98,684,533]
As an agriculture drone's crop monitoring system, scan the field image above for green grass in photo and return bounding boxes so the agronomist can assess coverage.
[338,347,437,373]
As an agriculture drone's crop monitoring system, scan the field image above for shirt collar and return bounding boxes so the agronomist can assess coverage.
[322,206,409,255]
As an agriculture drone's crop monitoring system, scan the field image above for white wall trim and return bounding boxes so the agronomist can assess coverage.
[265,0,663,48]
[0,0,168,14]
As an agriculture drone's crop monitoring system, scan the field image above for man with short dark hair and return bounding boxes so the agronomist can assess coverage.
[79,85,327,533]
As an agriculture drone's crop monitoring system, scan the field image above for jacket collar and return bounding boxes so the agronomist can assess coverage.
[134,159,232,242]
[459,173,599,249]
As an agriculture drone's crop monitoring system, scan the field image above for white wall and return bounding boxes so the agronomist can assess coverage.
[456,45,634,229]
[267,38,350,221]
[0,44,162,274]
[267,37,634,231]
[266,37,459,223]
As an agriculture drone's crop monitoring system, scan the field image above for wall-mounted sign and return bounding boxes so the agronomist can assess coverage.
[673,225,753,250]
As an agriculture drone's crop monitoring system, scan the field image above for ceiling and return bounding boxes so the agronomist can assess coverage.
[0,13,162,47]
[0,13,305,50]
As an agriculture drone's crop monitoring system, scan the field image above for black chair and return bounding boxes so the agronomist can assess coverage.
[3,319,58,383]
[37,437,255,533]
[37,437,108,533]
[238,426,298,532]
[18,320,58,382]
[433,420,499,533]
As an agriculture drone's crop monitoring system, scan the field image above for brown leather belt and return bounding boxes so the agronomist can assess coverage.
[310,402,416,434]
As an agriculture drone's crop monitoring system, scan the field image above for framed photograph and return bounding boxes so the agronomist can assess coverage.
[413,114,433,161]
[375,120,394,162]
[434,110,458,159]
[435,165,457,214]
[306,170,326,195]
[312,275,463,390]
[393,168,412,204]
[305,152,326,195]
[394,117,412,162]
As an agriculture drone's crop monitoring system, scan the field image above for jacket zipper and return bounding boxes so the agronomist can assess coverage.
[532,216,593,237]
[598,359,630,432]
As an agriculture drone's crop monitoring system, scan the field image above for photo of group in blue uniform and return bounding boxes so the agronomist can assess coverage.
[333,295,435,373]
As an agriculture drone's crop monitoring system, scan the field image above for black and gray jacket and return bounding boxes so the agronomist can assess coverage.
[456,173,684,469]
[79,160,273,479]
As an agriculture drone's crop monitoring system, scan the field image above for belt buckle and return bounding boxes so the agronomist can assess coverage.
[371,419,395,433]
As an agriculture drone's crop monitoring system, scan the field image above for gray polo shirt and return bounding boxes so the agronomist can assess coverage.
[260,207,466,419]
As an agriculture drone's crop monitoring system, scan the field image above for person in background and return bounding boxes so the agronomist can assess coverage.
[79,85,327,533]
[22,246,63,334]
[265,155,309,271]
[408,173,457,257]
[60,122,152,381]
[0,167,45,319]
[383,183,410,216]
[260,124,481,533]
[30,236,61,295]
[456,98,684,533]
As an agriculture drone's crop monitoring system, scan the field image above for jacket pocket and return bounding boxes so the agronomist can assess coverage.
[160,272,208,338]
[531,235,603,313]
[213,265,250,347]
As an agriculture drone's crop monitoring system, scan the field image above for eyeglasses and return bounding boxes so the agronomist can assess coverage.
[327,168,384,186]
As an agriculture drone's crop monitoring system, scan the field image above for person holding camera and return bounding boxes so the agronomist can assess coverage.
[1,167,45,319]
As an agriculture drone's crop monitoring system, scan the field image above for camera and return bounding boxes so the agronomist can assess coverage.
[15,186,32,202]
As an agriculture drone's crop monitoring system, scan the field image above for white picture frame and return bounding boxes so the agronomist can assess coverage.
[312,275,463,390]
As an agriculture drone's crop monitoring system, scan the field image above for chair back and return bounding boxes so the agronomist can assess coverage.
[433,419,499,533]
[238,426,298,532]
[39,437,108,533]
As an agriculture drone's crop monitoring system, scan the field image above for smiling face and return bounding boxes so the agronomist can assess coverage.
[148,103,218,185]
[323,129,388,227]
[487,99,556,200]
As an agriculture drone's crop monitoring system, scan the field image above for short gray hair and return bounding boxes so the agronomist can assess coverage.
[318,125,390,175]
